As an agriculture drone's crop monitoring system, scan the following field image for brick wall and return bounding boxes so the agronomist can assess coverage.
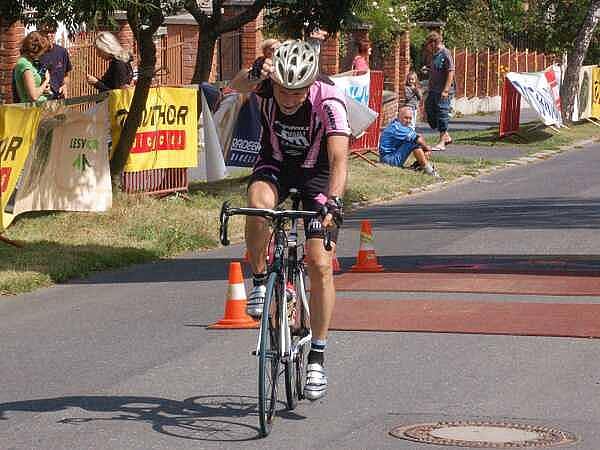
[320,34,339,75]
[168,24,199,85]
[0,20,25,104]
[398,30,410,102]
[240,11,262,70]
[381,97,399,127]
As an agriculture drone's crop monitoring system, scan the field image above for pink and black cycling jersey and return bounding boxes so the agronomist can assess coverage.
[251,77,351,173]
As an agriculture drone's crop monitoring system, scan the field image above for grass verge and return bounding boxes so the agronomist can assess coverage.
[1,120,599,295]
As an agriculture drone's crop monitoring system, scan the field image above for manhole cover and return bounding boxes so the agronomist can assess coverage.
[390,421,577,448]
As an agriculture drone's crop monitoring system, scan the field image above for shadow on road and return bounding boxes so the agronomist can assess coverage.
[0,395,270,442]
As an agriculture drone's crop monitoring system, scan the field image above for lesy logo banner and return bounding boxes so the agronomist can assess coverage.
[109,87,198,172]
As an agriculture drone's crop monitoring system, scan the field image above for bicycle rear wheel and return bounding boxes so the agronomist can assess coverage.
[258,272,280,437]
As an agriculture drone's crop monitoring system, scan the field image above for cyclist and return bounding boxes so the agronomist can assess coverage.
[229,40,350,400]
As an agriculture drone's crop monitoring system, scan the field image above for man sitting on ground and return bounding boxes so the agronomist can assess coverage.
[379,106,440,177]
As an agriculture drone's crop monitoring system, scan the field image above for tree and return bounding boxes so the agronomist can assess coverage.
[264,0,368,39]
[560,1,600,122]
[184,0,266,83]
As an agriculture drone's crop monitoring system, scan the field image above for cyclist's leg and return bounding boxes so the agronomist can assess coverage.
[245,172,280,317]
[301,186,339,400]
[246,180,278,274]
[305,237,336,342]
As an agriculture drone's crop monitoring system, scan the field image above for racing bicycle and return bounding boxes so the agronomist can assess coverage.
[219,190,332,437]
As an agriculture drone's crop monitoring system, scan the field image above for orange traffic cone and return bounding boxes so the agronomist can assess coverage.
[209,262,259,329]
[350,220,384,272]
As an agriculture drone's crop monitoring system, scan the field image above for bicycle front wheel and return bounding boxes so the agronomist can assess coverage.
[258,272,280,437]
[294,265,311,401]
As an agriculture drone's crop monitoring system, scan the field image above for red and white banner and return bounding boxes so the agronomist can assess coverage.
[506,65,563,127]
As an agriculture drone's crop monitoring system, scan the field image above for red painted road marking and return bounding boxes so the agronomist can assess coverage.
[335,272,600,296]
[331,298,600,338]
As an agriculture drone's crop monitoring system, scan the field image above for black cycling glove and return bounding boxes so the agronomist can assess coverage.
[319,196,344,227]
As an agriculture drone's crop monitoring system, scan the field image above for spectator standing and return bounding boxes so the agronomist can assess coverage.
[13,31,51,103]
[351,39,371,73]
[404,71,422,129]
[424,31,455,151]
[260,38,280,59]
[86,32,133,92]
[379,106,440,177]
[39,24,72,100]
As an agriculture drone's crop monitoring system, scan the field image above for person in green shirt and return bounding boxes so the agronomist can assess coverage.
[13,31,51,103]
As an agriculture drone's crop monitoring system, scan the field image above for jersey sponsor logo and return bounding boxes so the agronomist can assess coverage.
[274,121,310,156]
[230,137,261,153]
[307,218,323,234]
[323,103,338,130]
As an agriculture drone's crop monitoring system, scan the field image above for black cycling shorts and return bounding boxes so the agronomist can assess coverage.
[248,165,339,243]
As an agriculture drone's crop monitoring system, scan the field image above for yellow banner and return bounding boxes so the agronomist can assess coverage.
[109,87,198,172]
[0,105,41,230]
[576,66,594,120]
[591,68,600,119]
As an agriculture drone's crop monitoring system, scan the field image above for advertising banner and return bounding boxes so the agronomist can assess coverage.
[574,65,594,121]
[331,72,370,106]
[0,104,41,230]
[592,67,600,119]
[224,94,262,167]
[13,101,112,221]
[109,87,198,172]
[506,69,563,127]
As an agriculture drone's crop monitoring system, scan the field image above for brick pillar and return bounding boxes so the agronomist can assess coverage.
[398,30,411,102]
[240,11,262,70]
[320,34,339,75]
[166,23,199,85]
[116,21,135,54]
[384,37,401,100]
[0,20,25,104]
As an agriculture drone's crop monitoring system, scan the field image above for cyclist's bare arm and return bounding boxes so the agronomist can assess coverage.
[229,58,274,93]
[323,134,349,228]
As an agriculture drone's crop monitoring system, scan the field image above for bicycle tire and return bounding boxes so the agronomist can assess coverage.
[293,265,311,400]
[284,278,298,410]
[258,272,280,437]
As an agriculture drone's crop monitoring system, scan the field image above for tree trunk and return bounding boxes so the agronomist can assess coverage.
[560,0,600,123]
[109,13,162,180]
[192,31,218,83]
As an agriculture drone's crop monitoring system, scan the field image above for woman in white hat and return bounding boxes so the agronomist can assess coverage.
[86,31,134,91]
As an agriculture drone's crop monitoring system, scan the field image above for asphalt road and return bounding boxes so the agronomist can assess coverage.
[2,141,600,449]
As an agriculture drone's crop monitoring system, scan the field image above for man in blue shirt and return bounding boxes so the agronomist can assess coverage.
[379,106,440,177]
[39,24,72,100]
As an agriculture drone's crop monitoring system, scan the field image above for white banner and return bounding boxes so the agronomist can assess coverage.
[13,101,112,217]
[201,91,227,182]
[331,72,370,106]
[507,67,563,127]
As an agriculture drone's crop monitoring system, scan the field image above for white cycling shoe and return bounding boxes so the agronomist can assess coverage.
[246,284,266,318]
[304,363,328,400]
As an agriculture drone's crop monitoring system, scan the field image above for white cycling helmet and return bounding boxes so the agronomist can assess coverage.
[271,40,319,90]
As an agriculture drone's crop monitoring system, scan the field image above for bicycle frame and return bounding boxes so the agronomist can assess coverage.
[254,213,312,363]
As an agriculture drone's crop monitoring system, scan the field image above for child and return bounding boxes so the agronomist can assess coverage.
[379,106,440,178]
[404,71,422,129]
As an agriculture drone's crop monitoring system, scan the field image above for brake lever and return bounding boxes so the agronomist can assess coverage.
[219,201,231,246]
